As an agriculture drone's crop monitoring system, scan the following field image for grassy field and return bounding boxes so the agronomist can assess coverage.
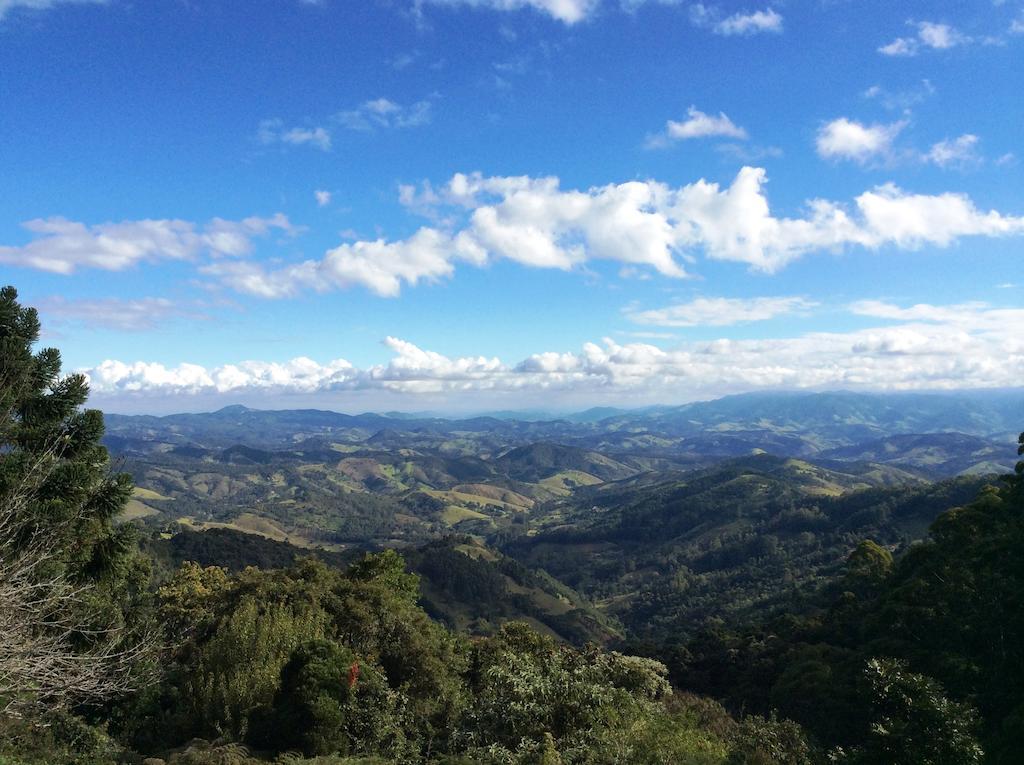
[441,505,491,525]
[132,486,174,501]
[177,513,343,551]
[119,499,161,521]
[424,488,527,512]
[538,470,603,496]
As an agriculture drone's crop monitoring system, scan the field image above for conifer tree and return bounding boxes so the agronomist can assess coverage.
[0,285,148,714]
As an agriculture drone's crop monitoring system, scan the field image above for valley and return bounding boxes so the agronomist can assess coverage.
[110,390,1020,644]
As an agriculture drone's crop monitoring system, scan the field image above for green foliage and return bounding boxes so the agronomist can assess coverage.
[149,554,468,758]
[0,287,152,728]
[190,593,331,738]
[840,658,983,765]
[270,640,405,758]
[726,714,812,765]
[843,540,893,594]
[140,553,743,764]
[508,458,989,642]
[168,741,260,765]
[460,622,679,760]
[657,435,1024,763]
[0,286,136,585]
[0,712,120,765]
[344,548,421,603]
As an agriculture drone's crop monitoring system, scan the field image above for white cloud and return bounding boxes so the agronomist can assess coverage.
[877,37,916,56]
[202,227,485,298]
[0,214,292,274]
[690,4,781,35]
[852,183,1024,247]
[862,79,935,111]
[1011,12,1024,35]
[880,21,970,56]
[818,119,983,171]
[208,167,1024,297]
[924,134,981,168]
[413,0,599,24]
[199,260,321,300]
[258,98,431,152]
[81,299,1024,403]
[714,7,781,35]
[917,21,966,48]
[648,106,747,147]
[0,0,105,21]
[314,189,332,207]
[85,356,358,395]
[336,97,433,131]
[318,228,484,297]
[620,0,684,10]
[626,296,816,327]
[257,119,332,151]
[36,296,203,331]
[816,118,906,163]
[849,300,1024,332]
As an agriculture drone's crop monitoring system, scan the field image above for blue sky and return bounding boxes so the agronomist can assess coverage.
[1,0,1023,413]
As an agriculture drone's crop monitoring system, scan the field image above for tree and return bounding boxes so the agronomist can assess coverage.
[156,555,467,757]
[0,286,149,715]
[844,540,893,593]
[269,639,403,758]
[461,622,674,759]
[843,658,983,765]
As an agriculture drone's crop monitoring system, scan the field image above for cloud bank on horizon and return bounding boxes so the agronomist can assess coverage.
[81,300,1024,411]
[2,0,1022,411]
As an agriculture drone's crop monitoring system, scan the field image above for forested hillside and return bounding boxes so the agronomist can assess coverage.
[506,458,990,638]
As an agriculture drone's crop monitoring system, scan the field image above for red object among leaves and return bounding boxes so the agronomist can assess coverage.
[348,661,360,689]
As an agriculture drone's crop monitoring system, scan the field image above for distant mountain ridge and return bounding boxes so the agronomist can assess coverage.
[104,390,1022,462]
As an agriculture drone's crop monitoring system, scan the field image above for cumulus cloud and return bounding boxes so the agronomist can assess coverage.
[314,189,332,207]
[816,118,906,163]
[647,106,747,147]
[818,119,983,171]
[207,167,1024,298]
[85,356,358,396]
[880,21,970,56]
[0,0,105,21]
[202,227,484,298]
[80,298,1024,403]
[0,214,293,274]
[690,4,782,35]
[625,296,816,327]
[413,0,599,24]
[851,183,1024,247]
[257,119,332,151]
[336,97,432,131]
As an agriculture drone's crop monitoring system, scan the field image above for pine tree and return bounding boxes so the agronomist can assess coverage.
[0,285,149,714]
